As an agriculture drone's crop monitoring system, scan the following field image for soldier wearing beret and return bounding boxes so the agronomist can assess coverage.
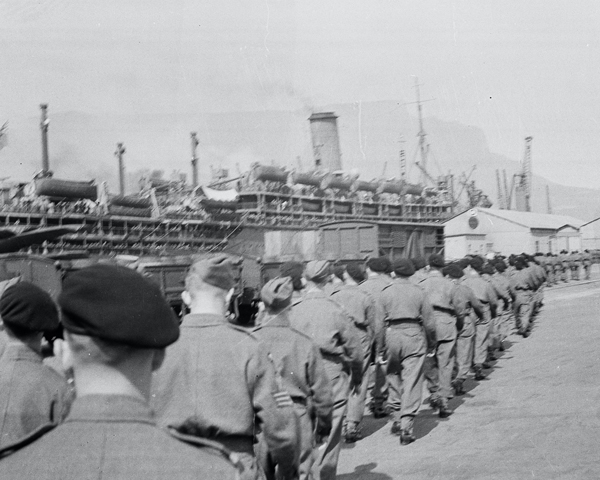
[442,264,484,395]
[254,277,334,480]
[409,257,429,285]
[0,282,71,449]
[290,260,363,480]
[420,254,466,417]
[582,250,592,280]
[380,259,436,445]
[461,257,498,380]
[360,256,393,418]
[489,261,515,353]
[152,255,300,480]
[509,258,536,338]
[329,263,376,443]
[0,265,241,479]
[280,261,306,306]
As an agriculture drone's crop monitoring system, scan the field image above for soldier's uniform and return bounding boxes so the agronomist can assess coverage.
[558,251,569,282]
[571,251,581,281]
[419,258,465,414]
[461,260,498,379]
[0,264,242,480]
[330,282,376,438]
[583,250,592,280]
[152,314,299,480]
[380,260,436,444]
[254,277,334,480]
[446,266,484,395]
[490,266,514,349]
[0,282,71,449]
[509,260,536,337]
[290,262,363,480]
[359,260,393,416]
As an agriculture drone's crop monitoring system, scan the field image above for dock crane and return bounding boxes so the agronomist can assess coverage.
[505,136,533,211]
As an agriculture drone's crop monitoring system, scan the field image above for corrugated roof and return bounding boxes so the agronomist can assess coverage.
[475,208,585,230]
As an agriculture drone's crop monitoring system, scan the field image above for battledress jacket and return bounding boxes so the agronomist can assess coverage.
[0,395,241,480]
[151,313,298,471]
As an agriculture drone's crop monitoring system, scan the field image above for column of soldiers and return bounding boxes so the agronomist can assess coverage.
[0,249,590,479]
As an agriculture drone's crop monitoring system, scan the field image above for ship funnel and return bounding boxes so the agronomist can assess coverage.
[40,104,50,173]
[309,112,342,171]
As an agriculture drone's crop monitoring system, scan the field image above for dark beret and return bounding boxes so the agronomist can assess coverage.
[189,255,235,291]
[514,259,526,270]
[0,282,59,333]
[457,258,471,270]
[305,260,331,283]
[332,265,345,281]
[442,264,464,279]
[482,263,495,275]
[470,256,485,272]
[345,263,366,283]
[280,262,304,291]
[367,257,391,273]
[494,261,507,272]
[59,264,179,348]
[410,257,427,270]
[428,254,445,268]
[261,277,293,311]
[393,259,415,277]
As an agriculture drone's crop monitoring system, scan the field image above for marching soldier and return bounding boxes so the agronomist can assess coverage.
[420,254,465,418]
[0,264,242,479]
[461,257,498,380]
[380,259,436,445]
[152,255,300,480]
[0,282,71,449]
[290,260,363,480]
[329,263,376,443]
[509,258,536,337]
[360,257,393,418]
[490,261,515,351]
[442,264,484,396]
[254,277,334,480]
[571,251,581,281]
[583,250,592,280]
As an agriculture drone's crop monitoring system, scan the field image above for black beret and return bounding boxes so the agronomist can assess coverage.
[305,260,332,283]
[261,277,293,311]
[189,255,235,291]
[482,263,495,275]
[470,256,485,272]
[428,254,445,268]
[59,264,179,348]
[442,264,464,279]
[345,263,366,283]
[393,259,415,277]
[0,282,59,333]
[332,265,346,281]
[495,261,507,272]
[457,258,471,270]
[280,262,304,291]
[367,257,391,273]
[514,259,526,270]
[410,257,427,270]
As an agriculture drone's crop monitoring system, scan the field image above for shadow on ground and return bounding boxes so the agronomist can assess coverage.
[337,462,393,480]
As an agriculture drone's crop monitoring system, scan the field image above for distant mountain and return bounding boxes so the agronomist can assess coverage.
[4,100,599,221]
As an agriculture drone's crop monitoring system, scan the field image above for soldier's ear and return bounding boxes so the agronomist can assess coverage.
[151,349,166,371]
[181,290,192,307]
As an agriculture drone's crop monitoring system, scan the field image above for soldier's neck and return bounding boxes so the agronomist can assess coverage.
[188,296,227,316]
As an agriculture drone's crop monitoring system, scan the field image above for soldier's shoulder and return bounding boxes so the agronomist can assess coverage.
[0,422,57,460]
[288,326,317,344]
[225,323,260,342]
[166,427,244,477]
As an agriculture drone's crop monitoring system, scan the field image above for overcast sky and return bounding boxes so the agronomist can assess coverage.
[1,0,599,188]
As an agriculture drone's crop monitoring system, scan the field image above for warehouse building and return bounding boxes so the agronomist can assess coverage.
[443,208,584,259]
[581,216,600,250]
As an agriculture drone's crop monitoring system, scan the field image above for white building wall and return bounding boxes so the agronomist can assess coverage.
[581,220,600,250]
[445,235,486,259]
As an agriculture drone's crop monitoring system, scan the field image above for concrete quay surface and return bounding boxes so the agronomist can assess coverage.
[338,276,600,480]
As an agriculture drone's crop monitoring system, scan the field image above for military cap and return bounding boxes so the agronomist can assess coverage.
[304,260,332,283]
[481,263,495,275]
[428,254,445,268]
[189,255,235,291]
[332,264,346,281]
[457,258,471,270]
[0,282,59,332]
[442,264,464,279]
[345,262,366,283]
[393,259,415,277]
[514,258,526,270]
[367,256,391,273]
[494,261,507,273]
[58,264,179,348]
[410,257,427,270]
[261,277,293,311]
[470,256,485,272]
[280,261,304,291]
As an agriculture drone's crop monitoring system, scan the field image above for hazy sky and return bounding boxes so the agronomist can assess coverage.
[1,0,600,188]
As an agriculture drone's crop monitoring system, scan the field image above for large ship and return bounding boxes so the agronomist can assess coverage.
[0,102,491,288]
